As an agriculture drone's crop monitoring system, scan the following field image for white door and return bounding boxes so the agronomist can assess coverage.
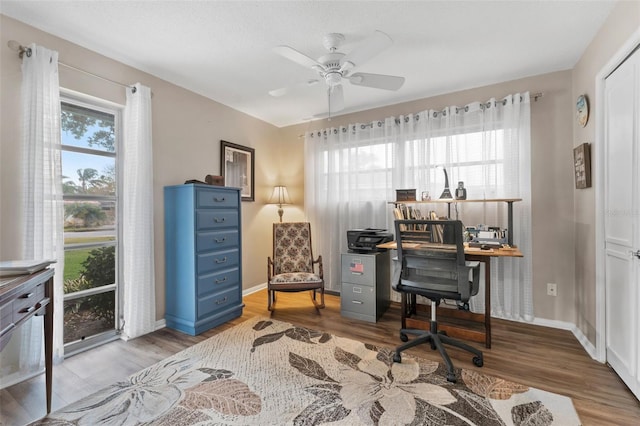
[604,46,640,399]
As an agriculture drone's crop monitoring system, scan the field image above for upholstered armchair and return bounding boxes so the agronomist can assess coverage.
[267,222,325,311]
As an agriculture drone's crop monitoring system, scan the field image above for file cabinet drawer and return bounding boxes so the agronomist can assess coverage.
[340,283,376,316]
[341,254,376,286]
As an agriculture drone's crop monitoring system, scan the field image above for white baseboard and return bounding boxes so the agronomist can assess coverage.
[570,324,600,361]
[531,317,575,331]
[243,282,267,296]
[155,319,166,330]
[531,317,600,361]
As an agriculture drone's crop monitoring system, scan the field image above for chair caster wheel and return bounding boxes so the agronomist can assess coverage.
[438,330,448,336]
[399,333,408,342]
[393,353,402,363]
[473,356,484,367]
[446,373,457,383]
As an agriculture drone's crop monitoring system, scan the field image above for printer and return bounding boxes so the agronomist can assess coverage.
[347,228,394,253]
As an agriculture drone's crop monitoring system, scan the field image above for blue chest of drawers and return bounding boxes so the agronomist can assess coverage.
[164,184,244,335]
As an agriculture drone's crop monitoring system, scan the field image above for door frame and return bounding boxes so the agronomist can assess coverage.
[595,28,640,363]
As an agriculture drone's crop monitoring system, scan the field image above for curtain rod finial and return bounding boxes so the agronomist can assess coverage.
[8,40,31,58]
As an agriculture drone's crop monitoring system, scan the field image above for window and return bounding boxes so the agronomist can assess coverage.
[60,93,122,355]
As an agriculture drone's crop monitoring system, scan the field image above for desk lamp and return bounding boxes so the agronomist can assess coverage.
[269,185,292,222]
[439,167,453,199]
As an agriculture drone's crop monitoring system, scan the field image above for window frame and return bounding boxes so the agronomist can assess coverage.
[59,88,124,357]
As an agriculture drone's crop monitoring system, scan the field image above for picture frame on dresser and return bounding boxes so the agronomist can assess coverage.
[220,140,254,201]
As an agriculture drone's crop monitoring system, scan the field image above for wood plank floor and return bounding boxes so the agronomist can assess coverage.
[1,290,638,425]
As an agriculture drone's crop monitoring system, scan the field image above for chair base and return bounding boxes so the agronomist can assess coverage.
[393,322,483,383]
[267,288,325,311]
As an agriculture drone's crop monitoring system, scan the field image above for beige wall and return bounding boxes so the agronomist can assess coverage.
[0,15,282,322]
[281,71,577,323]
[571,1,640,345]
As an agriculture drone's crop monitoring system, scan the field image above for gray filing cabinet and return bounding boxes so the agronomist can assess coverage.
[340,251,390,322]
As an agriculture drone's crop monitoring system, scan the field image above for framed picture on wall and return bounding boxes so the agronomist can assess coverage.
[220,140,255,201]
[573,143,591,189]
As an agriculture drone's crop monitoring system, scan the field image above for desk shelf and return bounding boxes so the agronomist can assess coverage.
[389,198,522,246]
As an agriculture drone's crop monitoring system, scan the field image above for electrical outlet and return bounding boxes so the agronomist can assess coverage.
[547,283,557,297]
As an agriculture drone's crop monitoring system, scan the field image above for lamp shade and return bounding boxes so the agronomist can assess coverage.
[269,185,291,206]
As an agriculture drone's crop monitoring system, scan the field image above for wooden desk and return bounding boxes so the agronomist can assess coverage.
[377,241,523,348]
[0,268,55,413]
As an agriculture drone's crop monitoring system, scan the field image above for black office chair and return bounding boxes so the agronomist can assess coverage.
[392,219,483,383]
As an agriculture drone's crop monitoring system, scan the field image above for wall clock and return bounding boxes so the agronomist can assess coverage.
[576,94,589,127]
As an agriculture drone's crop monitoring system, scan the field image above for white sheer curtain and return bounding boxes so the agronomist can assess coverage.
[20,44,65,367]
[122,83,155,340]
[305,92,533,320]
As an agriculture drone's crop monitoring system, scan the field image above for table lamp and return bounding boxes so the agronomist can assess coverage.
[269,185,292,222]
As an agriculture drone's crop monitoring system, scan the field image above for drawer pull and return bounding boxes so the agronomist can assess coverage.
[215,257,228,264]
[215,277,228,284]
[20,306,36,314]
[213,197,226,202]
[216,296,228,305]
[351,300,364,305]
[215,237,226,243]
[214,217,226,223]
[21,292,35,299]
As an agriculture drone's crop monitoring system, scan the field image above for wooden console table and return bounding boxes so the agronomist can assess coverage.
[0,267,55,413]
[377,241,523,348]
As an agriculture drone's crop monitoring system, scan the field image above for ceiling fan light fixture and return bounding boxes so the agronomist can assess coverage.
[325,72,342,87]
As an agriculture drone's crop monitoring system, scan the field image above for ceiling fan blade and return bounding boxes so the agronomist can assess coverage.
[328,85,345,112]
[341,30,393,68]
[349,72,405,91]
[273,45,324,70]
[269,79,319,97]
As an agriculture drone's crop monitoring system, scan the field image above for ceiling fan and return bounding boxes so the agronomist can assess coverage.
[269,30,405,115]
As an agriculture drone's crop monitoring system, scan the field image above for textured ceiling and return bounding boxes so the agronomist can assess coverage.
[1,1,616,127]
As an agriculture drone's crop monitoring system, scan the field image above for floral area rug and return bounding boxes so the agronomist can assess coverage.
[32,318,581,425]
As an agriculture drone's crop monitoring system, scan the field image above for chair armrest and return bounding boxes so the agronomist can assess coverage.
[313,255,323,279]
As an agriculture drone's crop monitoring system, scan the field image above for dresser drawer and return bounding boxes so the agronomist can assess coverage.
[341,254,376,286]
[196,210,239,230]
[198,286,241,318]
[12,281,46,324]
[196,248,239,273]
[197,268,240,296]
[196,188,239,209]
[340,282,376,315]
[196,230,239,253]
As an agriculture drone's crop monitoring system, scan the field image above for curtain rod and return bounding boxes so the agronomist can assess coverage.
[8,40,137,93]
[299,92,544,138]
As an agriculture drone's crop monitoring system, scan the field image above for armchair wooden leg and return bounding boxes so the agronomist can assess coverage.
[310,288,325,309]
[311,288,324,309]
[268,289,275,311]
